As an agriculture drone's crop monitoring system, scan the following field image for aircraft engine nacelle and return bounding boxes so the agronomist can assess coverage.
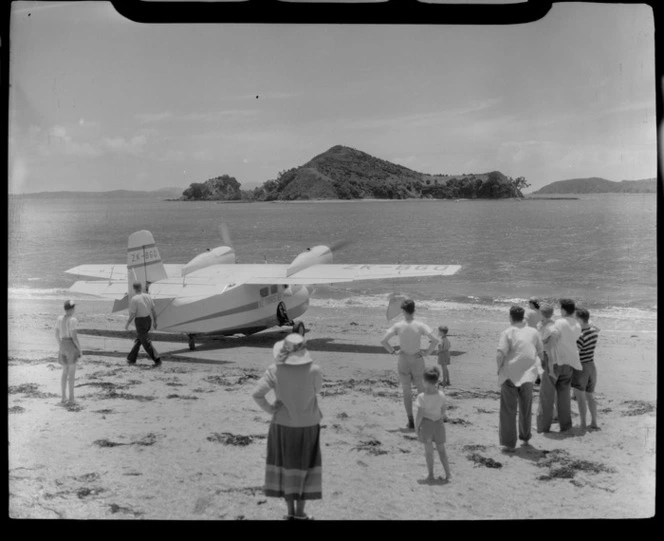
[182,246,235,276]
[286,245,333,277]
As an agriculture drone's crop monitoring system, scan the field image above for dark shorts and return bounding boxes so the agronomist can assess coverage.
[572,362,597,393]
[418,417,446,444]
[59,338,80,365]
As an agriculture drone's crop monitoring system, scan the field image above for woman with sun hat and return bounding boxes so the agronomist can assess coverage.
[252,333,323,520]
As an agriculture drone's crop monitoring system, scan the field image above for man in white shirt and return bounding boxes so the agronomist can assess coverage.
[381,299,440,429]
[496,305,544,452]
[125,281,161,367]
[537,299,581,433]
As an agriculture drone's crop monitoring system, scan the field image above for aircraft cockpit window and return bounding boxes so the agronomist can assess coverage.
[259,287,269,297]
[270,285,278,294]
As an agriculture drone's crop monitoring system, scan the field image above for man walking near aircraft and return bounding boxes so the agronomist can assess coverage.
[125,281,161,367]
[381,299,440,429]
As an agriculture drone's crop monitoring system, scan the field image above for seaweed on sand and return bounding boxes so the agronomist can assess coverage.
[462,444,488,452]
[207,432,266,446]
[352,439,389,456]
[445,417,472,426]
[93,433,158,448]
[9,406,26,414]
[216,485,264,496]
[77,487,106,499]
[466,453,503,469]
[537,449,615,480]
[166,394,199,400]
[8,383,58,399]
[621,400,655,416]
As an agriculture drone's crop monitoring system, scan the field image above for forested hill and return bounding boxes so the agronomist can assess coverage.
[533,177,656,194]
[250,145,528,200]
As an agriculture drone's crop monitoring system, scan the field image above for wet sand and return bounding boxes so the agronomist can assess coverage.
[8,298,656,519]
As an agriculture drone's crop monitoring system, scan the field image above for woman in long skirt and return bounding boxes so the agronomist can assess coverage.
[252,333,323,520]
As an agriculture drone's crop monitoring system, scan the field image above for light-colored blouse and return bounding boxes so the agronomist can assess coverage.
[253,363,323,427]
[56,315,78,338]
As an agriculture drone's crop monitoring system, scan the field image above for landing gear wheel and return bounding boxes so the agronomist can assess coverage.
[292,321,306,336]
[188,334,196,351]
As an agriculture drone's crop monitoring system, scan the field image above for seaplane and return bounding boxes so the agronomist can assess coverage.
[65,227,461,350]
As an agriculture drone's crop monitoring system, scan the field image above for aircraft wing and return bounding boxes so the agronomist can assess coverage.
[178,263,461,285]
[68,280,128,299]
[270,264,462,284]
[65,264,184,280]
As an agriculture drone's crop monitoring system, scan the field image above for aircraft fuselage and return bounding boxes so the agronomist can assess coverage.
[155,283,309,335]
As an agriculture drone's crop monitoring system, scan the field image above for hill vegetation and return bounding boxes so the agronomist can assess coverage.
[533,177,656,194]
[179,145,530,201]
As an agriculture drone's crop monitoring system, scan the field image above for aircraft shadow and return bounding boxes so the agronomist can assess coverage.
[80,349,233,366]
[77,328,462,357]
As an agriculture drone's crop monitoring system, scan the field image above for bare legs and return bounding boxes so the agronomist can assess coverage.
[442,365,450,386]
[574,388,599,429]
[424,441,451,480]
[60,363,77,403]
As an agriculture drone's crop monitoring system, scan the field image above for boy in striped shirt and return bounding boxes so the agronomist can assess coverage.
[572,308,600,430]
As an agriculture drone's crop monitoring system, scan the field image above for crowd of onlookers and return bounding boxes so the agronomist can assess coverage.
[53,292,599,520]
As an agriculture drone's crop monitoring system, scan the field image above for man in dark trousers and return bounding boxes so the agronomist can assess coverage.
[125,281,161,367]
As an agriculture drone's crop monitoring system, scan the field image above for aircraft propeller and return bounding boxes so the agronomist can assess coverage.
[219,222,233,247]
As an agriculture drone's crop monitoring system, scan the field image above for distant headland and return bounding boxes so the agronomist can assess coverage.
[531,177,656,195]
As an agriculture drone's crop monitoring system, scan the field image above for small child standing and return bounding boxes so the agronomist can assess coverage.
[436,326,451,387]
[55,300,82,405]
[414,367,451,482]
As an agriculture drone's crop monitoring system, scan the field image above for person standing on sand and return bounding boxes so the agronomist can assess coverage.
[125,281,161,367]
[414,367,451,482]
[536,299,582,433]
[572,308,601,430]
[55,300,82,404]
[252,333,323,520]
[525,298,544,385]
[496,305,543,452]
[525,297,542,329]
[381,299,440,429]
[436,326,452,387]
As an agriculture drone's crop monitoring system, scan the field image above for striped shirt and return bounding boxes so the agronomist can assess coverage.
[577,325,599,363]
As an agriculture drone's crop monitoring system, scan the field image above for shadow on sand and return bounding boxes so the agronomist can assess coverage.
[79,329,391,355]
[80,349,234,366]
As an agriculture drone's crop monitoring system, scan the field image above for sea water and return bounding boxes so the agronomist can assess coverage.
[8,192,657,332]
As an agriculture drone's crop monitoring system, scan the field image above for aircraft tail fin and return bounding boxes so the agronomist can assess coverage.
[127,230,168,295]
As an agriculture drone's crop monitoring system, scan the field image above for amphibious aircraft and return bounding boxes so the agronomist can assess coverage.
[66,228,461,350]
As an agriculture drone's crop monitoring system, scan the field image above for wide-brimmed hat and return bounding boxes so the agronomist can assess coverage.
[64,300,76,311]
[273,333,313,365]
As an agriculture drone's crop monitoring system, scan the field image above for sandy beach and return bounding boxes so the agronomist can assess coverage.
[8,298,656,520]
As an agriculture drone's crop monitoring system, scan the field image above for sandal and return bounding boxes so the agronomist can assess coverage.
[283,514,295,520]
[293,514,313,520]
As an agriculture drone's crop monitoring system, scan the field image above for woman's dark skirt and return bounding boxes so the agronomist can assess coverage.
[264,422,322,500]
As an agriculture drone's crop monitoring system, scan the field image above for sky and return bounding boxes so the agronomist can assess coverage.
[8,1,658,193]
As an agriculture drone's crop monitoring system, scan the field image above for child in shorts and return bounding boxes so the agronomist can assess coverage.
[436,326,451,386]
[414,367,451,482]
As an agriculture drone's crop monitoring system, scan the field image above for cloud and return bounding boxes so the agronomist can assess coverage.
[136,112,173,124]
[45,125,103,157]
[102,134,148,155]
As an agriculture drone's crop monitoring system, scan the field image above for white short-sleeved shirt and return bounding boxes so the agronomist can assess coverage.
[497,323,542,386]
[56,315,77,338]
[129,293,155,318]
[384,320,436,355]
[551,316,582,370]
[414,390,447,421]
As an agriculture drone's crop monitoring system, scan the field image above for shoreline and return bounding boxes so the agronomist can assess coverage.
[8,288,658,333]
